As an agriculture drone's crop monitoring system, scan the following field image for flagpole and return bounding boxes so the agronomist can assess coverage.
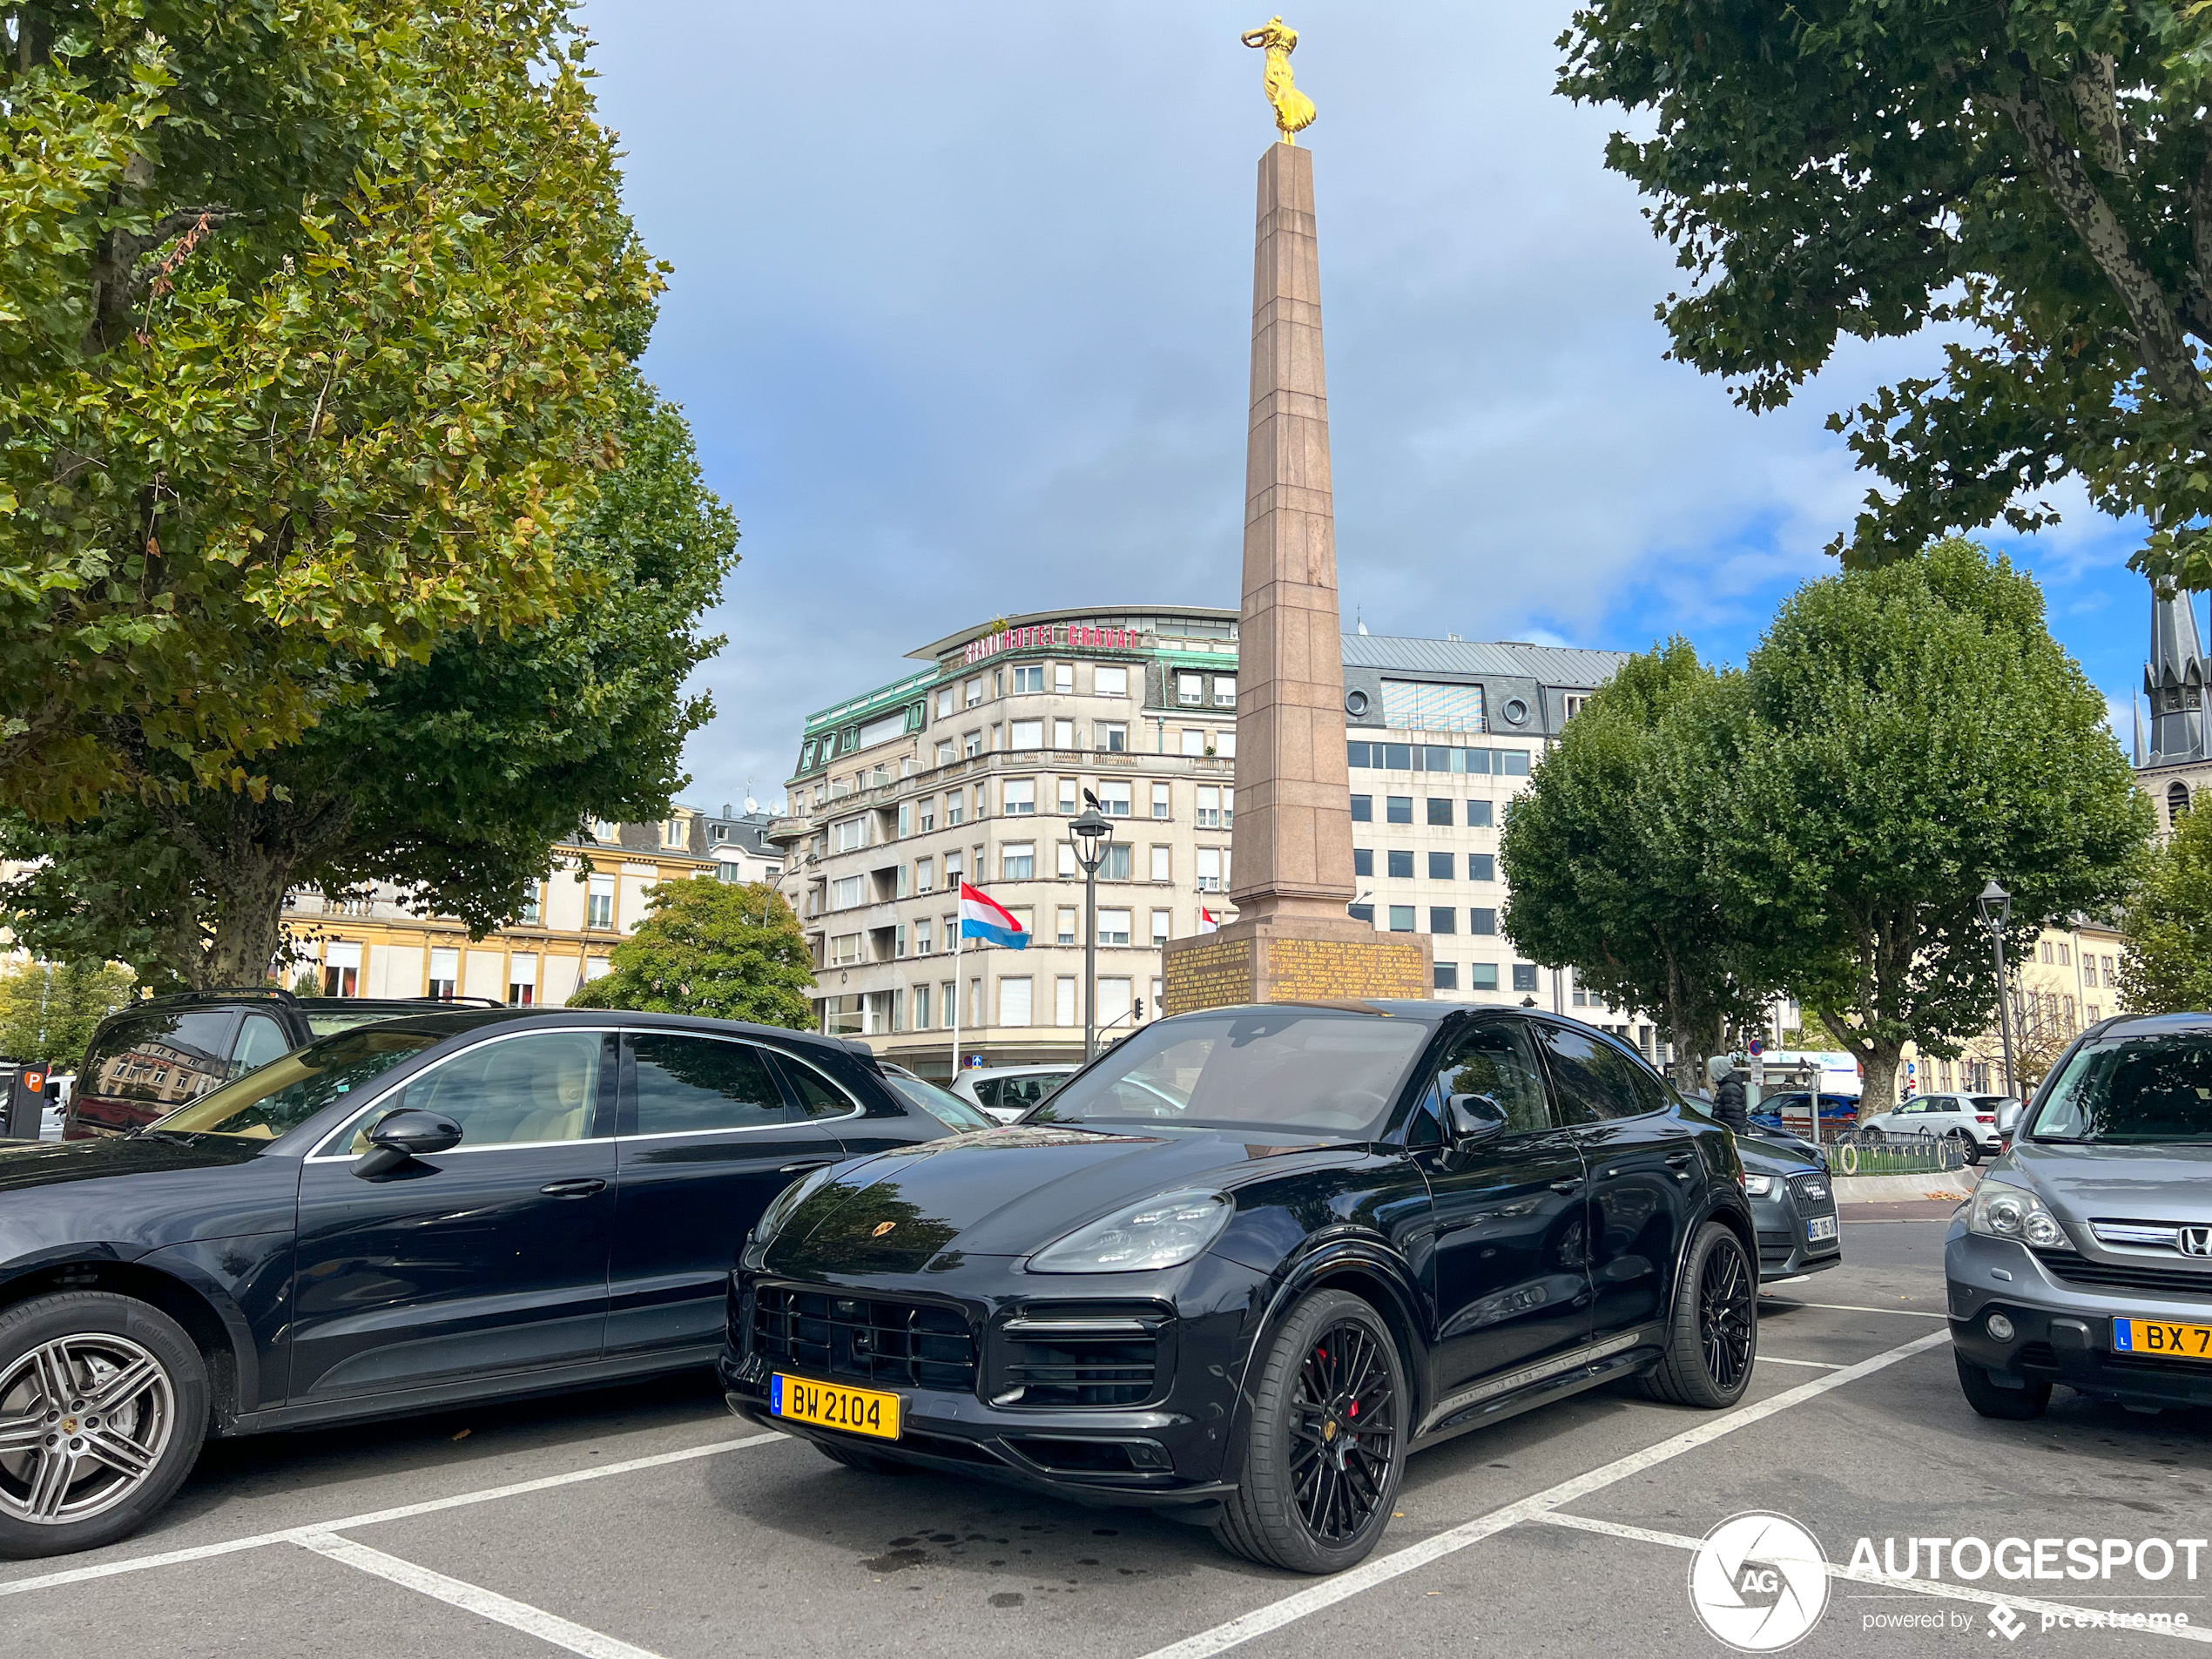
[951,910,963,1078]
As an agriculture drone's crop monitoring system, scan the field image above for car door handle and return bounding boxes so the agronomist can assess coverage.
[779,1159,836,1175]
[1549,1178,1583,1195]
[540,1177,607,1198]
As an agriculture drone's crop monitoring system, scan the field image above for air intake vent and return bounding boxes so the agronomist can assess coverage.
[995,1308,1168,1407]
[753,1286,976,1392]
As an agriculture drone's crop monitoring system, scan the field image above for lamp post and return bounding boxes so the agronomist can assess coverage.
[1978,880,2020,1102]
[1069,805,1116,1062]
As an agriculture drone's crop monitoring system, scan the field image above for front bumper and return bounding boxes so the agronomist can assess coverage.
[1750,1183,1843,1282]
[1946,1228,2212,1407]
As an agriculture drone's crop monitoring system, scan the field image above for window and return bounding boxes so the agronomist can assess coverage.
[2104,954,2117,984]
[1098,977,1134,1029]
[1217,731,1236,759]
[518,879,542,925]
[831,816,865,853]
[1097,721,1129,752]
[1538,1025,1664,1122]
[1467,799,1494,828]
[2040,939,2053,964]
[1010,664,1044,694]
[1178,672,1204,706]
[1221,787,1233,826]
[917,856,934,893]
[1054,718,1076,750]
[1055,664,1074,694]
[1182,727,1208,756]
[1468,962,1500,991]
[1094,665,1128,698]
[946,790,966,827]
[1003,779,1036,815]
[999,977,1034,1027]
[1430,907,1457,934]
[1059,842,1078,878]
[1099,843,1132,881]
[662,818,688,850]
[1056,976,1077,1026]
[232,1015,289,1078]
[428,947,460,1000]
[320,942,361,998]
[1563,694,1589,721]
[1213,677,1237,707]
[1197,848,1224,892]
[1351,794,1373,823]
[1056,906,1078,945]
[937,686,956,719]
[1196,786,1224,828]
[1011,720,1044,751]
[2058,941,2071,966]
[964,677,983,708]
[1100,780,1132,817]
[1468,853,1495,881]
[629,1035,786,1135]
[830,933,863,967]
[1151,908,1171,945]
[1469,907,1497,934]
[1386,796,1413,825]
[1353,848,1373,877]
[1426,798,1453,826]
[1150,845,1171,882]
[832,875,863,909]
[2063,994,2077,1030]
[1512,963,1538,992]
[963,730,983,759]
[1387,850,1414,879]
[394,1030,603,1146]
[934,740,955,768]
[1428,852,1454,880]
[914,918,933,955]
[1001,842,1036,880]
[1433,963,1459,991]
[944,849,964,885]
[895,923,908,959]
[1152,782,1171,819]
[584,956,611,983]
[1098,908,1132,947]
[507,954,537,1007]
[1387,905,1416,933]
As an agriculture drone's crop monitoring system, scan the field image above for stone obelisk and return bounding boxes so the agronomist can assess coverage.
[1162,108,1430,1011]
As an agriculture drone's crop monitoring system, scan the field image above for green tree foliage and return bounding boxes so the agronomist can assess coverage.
[0,3,658,813]
[0,959,134,1068]
[1501,638,1779,1091]
[2121,801,2212,1015]
[1559,3,2212,586]
[566,879,815,1029]
[0,372,737,988]
[1717,542,2148,1106]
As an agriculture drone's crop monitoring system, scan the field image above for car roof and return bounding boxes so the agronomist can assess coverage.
[2085,1011,2212,1039]
[964,1063,1076,1077]
[334,1006,883,1065]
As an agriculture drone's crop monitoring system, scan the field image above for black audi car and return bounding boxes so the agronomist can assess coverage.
[719,1001,1759,1574]
[0,1009,963,1560]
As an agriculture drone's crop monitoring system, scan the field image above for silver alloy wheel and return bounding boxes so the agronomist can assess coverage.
[0,1334,176,1525]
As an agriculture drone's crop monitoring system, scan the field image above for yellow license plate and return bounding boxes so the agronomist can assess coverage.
[2114,1318,2212,1361]
[771,1373,901,1440]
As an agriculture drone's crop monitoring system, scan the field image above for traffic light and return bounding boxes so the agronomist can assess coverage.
[1134,997,1146,1022]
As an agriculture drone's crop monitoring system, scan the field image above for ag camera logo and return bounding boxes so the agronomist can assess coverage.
[1689,1511,1831,1651]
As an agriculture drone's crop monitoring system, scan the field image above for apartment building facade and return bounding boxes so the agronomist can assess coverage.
[774,606,1628,1079]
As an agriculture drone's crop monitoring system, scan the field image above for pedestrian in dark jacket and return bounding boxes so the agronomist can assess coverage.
[1713,1069,1750,1132]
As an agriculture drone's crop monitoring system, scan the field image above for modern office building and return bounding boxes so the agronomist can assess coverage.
[772,604,1630,1077]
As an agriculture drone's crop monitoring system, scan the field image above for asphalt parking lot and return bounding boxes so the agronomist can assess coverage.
[7,1217,2209,1658]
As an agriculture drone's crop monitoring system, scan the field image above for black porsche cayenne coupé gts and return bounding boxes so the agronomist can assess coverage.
[721,1001,1760,1574]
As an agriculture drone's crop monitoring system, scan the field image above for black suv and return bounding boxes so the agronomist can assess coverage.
[66,988,492,1138]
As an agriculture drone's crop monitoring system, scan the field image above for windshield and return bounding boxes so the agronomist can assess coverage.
[151,1026,442,1140]
[1031,1008,1432,1137]
[886,1075,999,1132]
[2028,1035,2212,1144]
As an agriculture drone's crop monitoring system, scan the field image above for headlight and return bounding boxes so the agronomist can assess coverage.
[1968,1179,2069,1249]
[753,1166,835,1247]
[1742,1174,1778,1198]
[1028,1189,1234,1274]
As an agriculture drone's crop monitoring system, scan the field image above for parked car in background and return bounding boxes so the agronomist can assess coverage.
[1736,1127,1842,1281]
[1858,1093,2006,1162]
[1751,1090,1859,1138]
[0,1008,959,1559]
[876,1064,1002,1133]
[725,1001,1758,1575]
[951,1062,1077,1123]
[1948,1014,2212,1419]
[65,988,497,1138]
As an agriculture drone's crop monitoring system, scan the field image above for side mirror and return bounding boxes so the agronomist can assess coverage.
[1444,1093,1509,1147]
[1997,1101,2022,1134]
[352,1108,462,1179]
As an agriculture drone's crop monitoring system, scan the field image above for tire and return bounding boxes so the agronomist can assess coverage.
[0,1291,209,1560]
[1216,1289,1407,1575]
[1953,1352,2050,1420]
[1639,1222,1757,1408]
[811,1437,910,1474]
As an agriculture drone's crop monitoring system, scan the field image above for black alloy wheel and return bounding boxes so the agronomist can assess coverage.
[1217,1289,1406,1574]
[1641,1222,1757,1408]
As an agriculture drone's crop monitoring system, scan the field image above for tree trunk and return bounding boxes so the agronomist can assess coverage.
[196,854,294,989]
[1860,1041,1905,1116]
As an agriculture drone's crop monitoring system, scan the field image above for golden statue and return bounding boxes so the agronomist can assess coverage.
[1241,17,1317,145]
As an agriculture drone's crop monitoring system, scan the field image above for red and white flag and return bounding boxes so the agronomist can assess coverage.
[1198,907,1219,934]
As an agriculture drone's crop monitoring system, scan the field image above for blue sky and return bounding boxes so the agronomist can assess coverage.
[577,1,2158,813]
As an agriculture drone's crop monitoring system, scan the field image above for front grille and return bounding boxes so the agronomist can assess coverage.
[752,1286,977,1392]
[2015,1341,2060,1372]
[995,1308,1167,1407]
[1789,1173,1834,1211]
[2033,1251,2212,1301]
[1757,1229,1795,1266]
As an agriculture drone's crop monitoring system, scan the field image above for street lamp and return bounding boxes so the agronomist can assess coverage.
[1069,804,1116,1062]
[1978,879,2020,1103]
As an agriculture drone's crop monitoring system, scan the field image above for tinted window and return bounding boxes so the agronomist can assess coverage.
[1540,1025,1663,1122]
[231,1014,292,1078]
[83,1010,237,1109]
[396,1031,603,1146]
[778,1054,861,1118]
[2032,1035,2212,1143]
[969,1077,1001,1109]
[886,1074,996,1131]
[1431,1019,1553,1132]
[160,1026,442,1141]
[630,1034,786,1135]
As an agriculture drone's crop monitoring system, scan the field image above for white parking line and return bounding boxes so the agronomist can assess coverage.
[1136,1328,1952,1659]
[1536,1511,2212,1644]
[0,1431,786,1601]
[1767,1301,1950,1319]
[298,1532,666,1659]
[1756,1356,1843,1370]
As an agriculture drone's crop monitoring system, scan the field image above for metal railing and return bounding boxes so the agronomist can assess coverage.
[1829,1129,1970,1177]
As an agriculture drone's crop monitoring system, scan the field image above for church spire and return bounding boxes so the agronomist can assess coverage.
[2147,584,2210,763]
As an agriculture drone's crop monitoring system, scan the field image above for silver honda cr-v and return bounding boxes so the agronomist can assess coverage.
[1947,1014,2212,1418]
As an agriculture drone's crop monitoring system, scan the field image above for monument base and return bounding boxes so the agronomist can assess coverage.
[1161,916,1433,1015]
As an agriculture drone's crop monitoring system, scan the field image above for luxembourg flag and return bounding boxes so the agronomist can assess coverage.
[958,881,1029,949]
[1199,907,1220,934]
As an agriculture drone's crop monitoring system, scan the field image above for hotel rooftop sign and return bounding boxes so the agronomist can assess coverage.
[961,621,1145,666]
